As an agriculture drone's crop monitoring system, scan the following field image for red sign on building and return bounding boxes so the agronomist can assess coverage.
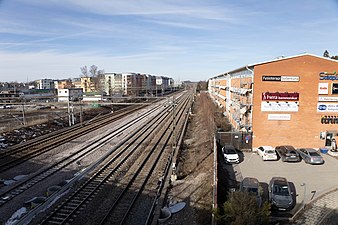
[262,92,299,101]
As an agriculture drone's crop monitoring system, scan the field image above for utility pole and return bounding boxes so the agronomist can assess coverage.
[172,96,177,149]
[80,99,83,126]
[170,96,178,182]
[21,98,26,125]
[67,99,72,127]
[71,101,75,125]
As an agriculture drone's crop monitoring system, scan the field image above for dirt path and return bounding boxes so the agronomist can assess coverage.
[164,92,216,225]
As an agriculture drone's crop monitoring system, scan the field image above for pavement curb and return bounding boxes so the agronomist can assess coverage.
[290,187,338,223]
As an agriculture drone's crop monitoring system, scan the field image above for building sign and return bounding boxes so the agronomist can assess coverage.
[281,76,300,82]
[262,76,299,82]
[262,92,299,101]
[261,101,299,112]
[318,96,338,102]
[317,103,338,112]
[332,84,338,94]
[268,114,291,121]
[321,116,338,124]
[318,83,329,95]
[319,71,338,80]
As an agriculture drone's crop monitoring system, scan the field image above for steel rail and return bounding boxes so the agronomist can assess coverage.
[37,97,180,225]
[0,103,164,208]
[0,105,143,160]
[0,106,149,172]
[100,92,192,225]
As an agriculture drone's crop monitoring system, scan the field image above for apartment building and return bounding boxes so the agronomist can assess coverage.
[209,53,338,149]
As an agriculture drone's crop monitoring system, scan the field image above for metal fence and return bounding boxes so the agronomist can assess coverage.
[216,131,253,151]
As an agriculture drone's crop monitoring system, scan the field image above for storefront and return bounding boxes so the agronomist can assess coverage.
[209,53,338,149]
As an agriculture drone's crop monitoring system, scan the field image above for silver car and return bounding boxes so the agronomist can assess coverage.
[269,177,293,211]
[298,148,324,165]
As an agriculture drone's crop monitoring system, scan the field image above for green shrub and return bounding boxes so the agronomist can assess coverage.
[214,191,271,225]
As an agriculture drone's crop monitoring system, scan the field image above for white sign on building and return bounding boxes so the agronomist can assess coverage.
[268,114,291,120]
[318,96,338,102]
[318,83,329,95]
[317,103,338,112]
[261,101,298,112]
[281,76,300,82]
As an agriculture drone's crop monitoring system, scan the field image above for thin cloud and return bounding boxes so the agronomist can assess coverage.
[20,0,241,22]
[0,31,92,50]
[141,19,212,30]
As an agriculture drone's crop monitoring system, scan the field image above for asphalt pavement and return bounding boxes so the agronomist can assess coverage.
[225,151,338,224]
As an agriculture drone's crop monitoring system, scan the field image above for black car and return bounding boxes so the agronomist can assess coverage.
[275,145,301,162]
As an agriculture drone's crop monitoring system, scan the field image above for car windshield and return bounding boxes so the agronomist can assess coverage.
[244,187,258,193]
[309,152,320,157]
[225,149,237,154]
[273,184,290,196]
[266,150,275,154]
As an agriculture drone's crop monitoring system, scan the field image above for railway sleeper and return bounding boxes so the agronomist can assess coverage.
[49,216,66,222]
[63,205,76,211]
[55,212,70,217]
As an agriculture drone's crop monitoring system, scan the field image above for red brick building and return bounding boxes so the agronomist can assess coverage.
[209,53,338,150]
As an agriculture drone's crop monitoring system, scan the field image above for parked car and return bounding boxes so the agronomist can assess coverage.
[257,146,278,161]
[275,145,301,162]
[298,148,324,165]
[240,177,262,207]
[222,145,239,164]
[269,177,293,211]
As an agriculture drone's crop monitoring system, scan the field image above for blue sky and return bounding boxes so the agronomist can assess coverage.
[1,0,338,82]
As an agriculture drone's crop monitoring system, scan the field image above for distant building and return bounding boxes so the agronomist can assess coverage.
[35,79,55,89]
[140,74,156,96]
[57,88,83,102]
[104,73,123,96]
[71,78,82,89]
[80,77,96,93]
[122,73,142,96]
[54,79,73,89]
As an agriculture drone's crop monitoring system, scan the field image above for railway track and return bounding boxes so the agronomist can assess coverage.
[19,91,193,225]
[0,103,164,208]
[0,104,149,172]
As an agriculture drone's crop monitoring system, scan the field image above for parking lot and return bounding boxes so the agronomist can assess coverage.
[223,151,338,214]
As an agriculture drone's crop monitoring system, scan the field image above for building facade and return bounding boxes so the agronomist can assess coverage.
[104,73,123,96]
[58,88,83,102]
[35,79,55,89]
[209,53,338,150]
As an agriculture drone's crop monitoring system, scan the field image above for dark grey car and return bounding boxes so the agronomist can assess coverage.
[298,148,324,165]
[240,177,262,207]
[275,145,301,162]
[269,177,293,211]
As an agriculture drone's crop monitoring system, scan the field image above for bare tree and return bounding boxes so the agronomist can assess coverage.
[89,65,98,77]
[80,66,88,77]
[80,65,105,93]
